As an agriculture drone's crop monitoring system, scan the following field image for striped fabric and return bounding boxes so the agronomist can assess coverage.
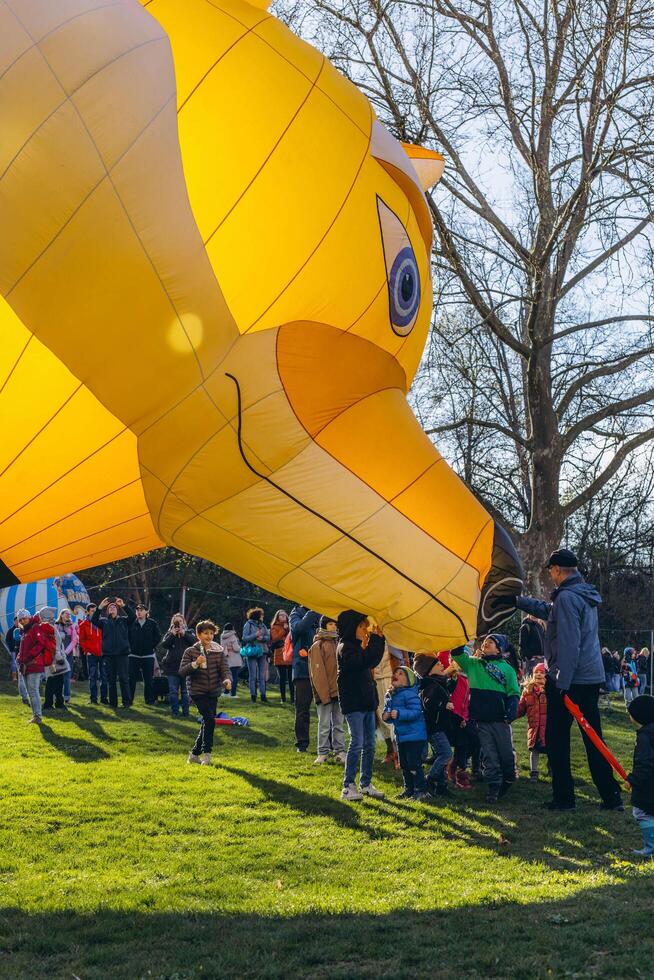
[0,574,89,635]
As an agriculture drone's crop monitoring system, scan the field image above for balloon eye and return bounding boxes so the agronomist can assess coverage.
[389,246,420,334]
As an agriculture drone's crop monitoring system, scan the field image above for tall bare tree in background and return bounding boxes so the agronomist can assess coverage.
[277,0,654,590]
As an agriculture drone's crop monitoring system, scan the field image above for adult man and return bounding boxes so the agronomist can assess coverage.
[79,603,107,704]
[128,603,161,706]
[289,606,320,753]
[92,598,133,708]
[511,548,623,812]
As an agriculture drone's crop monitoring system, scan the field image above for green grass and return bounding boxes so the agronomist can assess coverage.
[0,684,652,979]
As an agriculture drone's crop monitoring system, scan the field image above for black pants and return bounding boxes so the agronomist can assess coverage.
[103,654,130,707]
[44,674,65,708]
[546,678,621,806]
[128,657,155,704]
[454,721,477,770]
[278,665,295,703]
[398,740,428,794]
[192,694,218,756]
[294,677,313,750]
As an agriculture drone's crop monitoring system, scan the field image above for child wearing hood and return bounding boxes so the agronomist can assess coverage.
[517,662,548,781]
[451,634,520,803]
[308,616,346,764]
[337,610,386,801]
[627,695,654,857]
[383,666,430,800]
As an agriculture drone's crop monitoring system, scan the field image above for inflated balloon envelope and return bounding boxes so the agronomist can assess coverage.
[0,0,522,650]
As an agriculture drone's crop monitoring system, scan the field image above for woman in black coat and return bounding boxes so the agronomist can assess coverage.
[160,613,196,717]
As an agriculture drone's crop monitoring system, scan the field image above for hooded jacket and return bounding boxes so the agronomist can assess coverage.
[289,607,320,681]
[220,629,243,669]
[179,641,230,696]
[517,686,547,750]
[451,646,520,723]
[78,618,102,657]
[336,622,384,715]
[517,572,605,690]
[418,673,452,739]
[308,630,339,705]
[383,683,427,743]
[628,722,654,814]
[519,619,545,666]
[160,628,197,675]
[17,616,55,675]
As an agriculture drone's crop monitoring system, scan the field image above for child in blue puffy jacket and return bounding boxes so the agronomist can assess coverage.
[382,666,429,800]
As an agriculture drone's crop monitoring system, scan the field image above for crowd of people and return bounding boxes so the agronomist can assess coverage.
[4,547,654,857]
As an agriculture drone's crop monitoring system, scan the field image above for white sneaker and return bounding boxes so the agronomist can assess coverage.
[187,752,201,764]
[341,783,363,801]
[334,752,347,764]
[361,783,385,799]
[200,753,212,765]
[314,754,329,764]
[27,715,42,725]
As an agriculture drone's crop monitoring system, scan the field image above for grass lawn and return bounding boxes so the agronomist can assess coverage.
[0,682,652,979]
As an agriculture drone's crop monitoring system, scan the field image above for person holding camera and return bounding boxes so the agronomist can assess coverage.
[160,613,196,717]
[92,598,133,708]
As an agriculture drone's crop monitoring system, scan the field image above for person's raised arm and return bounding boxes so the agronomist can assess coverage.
[516,596,551,621]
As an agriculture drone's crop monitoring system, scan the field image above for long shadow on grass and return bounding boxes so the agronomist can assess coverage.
[1,879,653,980]
[37,722,110,763]
[224,765,391,840]
[56,705,116,744]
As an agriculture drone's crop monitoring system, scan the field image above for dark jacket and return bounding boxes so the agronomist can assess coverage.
[628,722,654,814]
[128,617,162,658]
[179,641,230,696]
[519,619,545,667]
[289,607,320,681]
[337,632,384,715]
[160,628,196,675]
[517,572,605,691]
[451,646,520,723]
[92,607,134,657]
[419,674,454,739]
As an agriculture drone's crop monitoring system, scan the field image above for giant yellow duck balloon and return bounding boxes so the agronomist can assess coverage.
[0,0,522,649]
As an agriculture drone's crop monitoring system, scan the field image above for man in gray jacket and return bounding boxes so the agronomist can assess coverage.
[514,549,622,812]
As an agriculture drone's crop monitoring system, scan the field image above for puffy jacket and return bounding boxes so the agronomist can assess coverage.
[517,687,547,750]
[449,673,470,722]
[628,722,654,814]
[270,622,289,667]
[451,646,520,723]
[128,617,162,657]
[290,607,320,681]
[383,684,427,743]
[418,674,450,738]
[337,632,385,714]
[160,628,196,675]
[179,641,230,696]
[78,619,102,657]
[517,572,605,690]
[92,607,133,656]
[17,616,55,675]
[220,629,243,669]
[308,631,339,705]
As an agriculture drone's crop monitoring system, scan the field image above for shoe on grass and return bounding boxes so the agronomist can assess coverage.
[27,715,42,724]
[413,791,433,802]
[397,789,413,798]
[542,799,576,811]
[498,779,513,798]
[341,783,363,801]
[21,699,30,706]
[314,755,329,764]
[360,783,385,799]
[599,799,624,812]
[530,772,539,782]
[187,752,201,765]
[486,791,499,804]
[200,754,212,765]
[334,752,347,764]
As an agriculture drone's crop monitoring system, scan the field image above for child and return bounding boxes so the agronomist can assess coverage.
[179,620,231,765]
[451,635,520,803]
[382,666,429,800]
[517,662,547,781]
[337,610,386,801]
[308,616,346,764]
[627,695,654,857]
[413,653,454,797]
[441,655,474,789]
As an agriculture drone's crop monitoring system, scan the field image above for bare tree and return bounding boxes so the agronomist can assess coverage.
[277,0,654,589]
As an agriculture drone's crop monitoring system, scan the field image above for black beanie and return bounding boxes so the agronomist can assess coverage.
[413,653,437,678]
[336,609,368,642]
[319,615,337,631]
[628,695,654,726]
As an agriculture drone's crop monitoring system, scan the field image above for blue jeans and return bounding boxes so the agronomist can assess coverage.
[246,657,266,699]
[427,731,453,787]
[88,657,108,702]
[230,666,240,696]
[168,673,190,716]
[344,710,376,788]
[25,672,42,717]
[63,653,74,700]
[638,674,647,696]
[17,669,28,701]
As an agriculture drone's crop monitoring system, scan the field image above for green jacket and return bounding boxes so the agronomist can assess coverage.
[451,646,520,723]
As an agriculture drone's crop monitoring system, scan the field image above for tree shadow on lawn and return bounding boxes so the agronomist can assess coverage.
[37,722,110,763]
[0,877,652,980]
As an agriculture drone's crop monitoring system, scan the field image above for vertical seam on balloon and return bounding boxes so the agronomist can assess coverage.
[243,102,373,333]
[0,334,31,397]
[203,54,327,245]
[0,382,84,482]
[9,512,153,569]
[0,429,131,531]
[1,480,146,552]
[226,371,470,637]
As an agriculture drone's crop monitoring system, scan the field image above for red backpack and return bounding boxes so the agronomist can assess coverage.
[282,631,293,665]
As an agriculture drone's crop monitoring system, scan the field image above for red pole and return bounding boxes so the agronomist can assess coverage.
[563,694,629,783]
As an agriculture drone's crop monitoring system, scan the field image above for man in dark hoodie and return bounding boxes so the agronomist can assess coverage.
[289,606,320,753]
[513,548,623,812]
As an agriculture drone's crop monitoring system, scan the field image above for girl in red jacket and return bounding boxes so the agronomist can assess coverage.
[517,663,548,781]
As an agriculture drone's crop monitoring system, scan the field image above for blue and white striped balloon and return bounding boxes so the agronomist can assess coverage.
[0,574,90,636]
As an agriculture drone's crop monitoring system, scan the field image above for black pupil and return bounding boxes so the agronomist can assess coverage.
[401,271,414,302]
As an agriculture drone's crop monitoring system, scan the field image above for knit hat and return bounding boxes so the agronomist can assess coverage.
[532,661,547,673]
[624,647,636,657]
[628,695,654,726]
[336,609,368,642]
[395,665,417,687]
[38,606,56,623]
[320,615,337,631]
[15,608,31,620]
[413,653,437,677]
[486,633,508,654]
[437,650,451,669]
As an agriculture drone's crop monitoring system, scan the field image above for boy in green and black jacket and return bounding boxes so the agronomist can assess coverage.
[451,634,520,804]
